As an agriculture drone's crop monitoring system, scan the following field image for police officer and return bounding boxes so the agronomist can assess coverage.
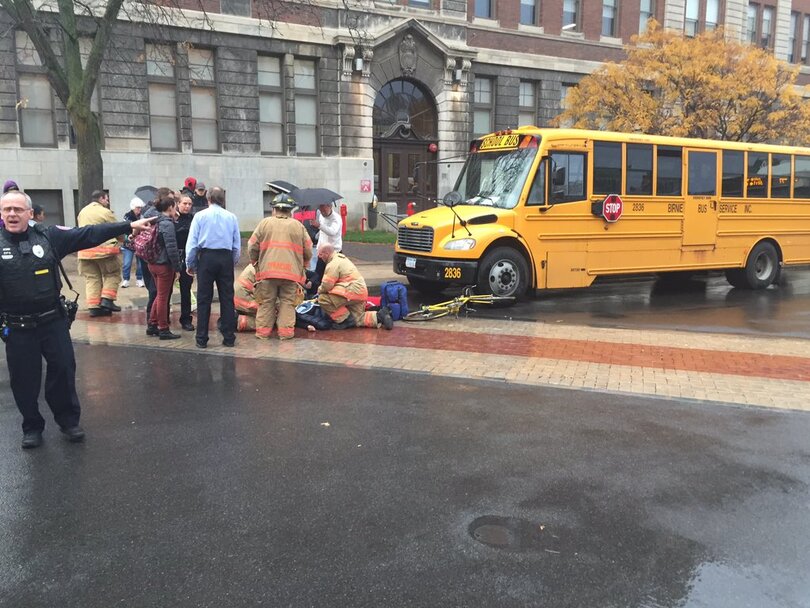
[0,191,156,449]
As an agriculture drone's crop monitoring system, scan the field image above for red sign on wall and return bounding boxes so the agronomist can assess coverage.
[601,194,623,222]
[360,179,372,193]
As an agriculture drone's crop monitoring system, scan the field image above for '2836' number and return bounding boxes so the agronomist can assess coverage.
[444,267,462,280]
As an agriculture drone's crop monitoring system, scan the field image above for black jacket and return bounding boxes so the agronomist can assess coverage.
[191,193,208,214]
[0,222,131,314]
[174,212,193,252]
[154,215,180,270]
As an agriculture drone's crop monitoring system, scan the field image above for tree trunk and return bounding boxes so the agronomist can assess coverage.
[71,109,104,208]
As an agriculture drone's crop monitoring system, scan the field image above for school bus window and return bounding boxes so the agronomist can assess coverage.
[771,153,791,198]
[593,141,621,194]
[688,151,717,196]
[526,159,546,206]
[454,145,538,209]
[626,144,653,195]
[747,152,768,198]
[794,155,810,198]
[657,146,682,196]
[550,152,587,204]
[722,150,744,197]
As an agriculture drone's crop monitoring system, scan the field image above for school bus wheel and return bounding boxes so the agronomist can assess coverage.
[477,247,529,300]
[726,241,780,290]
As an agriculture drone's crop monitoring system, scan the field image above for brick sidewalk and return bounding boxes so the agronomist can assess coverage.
[71,310,810,413]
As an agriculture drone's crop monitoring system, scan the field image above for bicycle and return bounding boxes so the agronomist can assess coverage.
[402,286,515,322]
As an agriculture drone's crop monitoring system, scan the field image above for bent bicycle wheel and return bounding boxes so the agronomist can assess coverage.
[403,307,450,322]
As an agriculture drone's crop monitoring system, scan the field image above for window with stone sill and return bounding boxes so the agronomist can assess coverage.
[558,82,576,127]
[602,0,618,38]
[188,47,219,153]
[472,76,493,137]
[803,16,810,64]
[258,55,284,154]
[761,6,774,49]
[146,43,179,151]
[639,0,654,34]
[294,58,319,155]
[705,0,719,31]
[789,12,799,63]
[685,0,699,36]
[15,31,55,147]
[474,0,493,19]
[746,3,758,44]
[563,0,580,31]
[518,81,538,127]
[520,0,538,25]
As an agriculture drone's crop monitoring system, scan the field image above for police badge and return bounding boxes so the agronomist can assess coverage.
[32,244,44,258]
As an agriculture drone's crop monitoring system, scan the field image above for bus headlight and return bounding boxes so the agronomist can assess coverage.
[443,238,476,251]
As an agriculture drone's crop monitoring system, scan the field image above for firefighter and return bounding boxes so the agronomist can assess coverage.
[234,264,258,332]
[247,194,312,340]
[317,244,394,330]
[77,190,123,317]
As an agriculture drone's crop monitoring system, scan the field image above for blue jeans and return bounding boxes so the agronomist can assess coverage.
[121,247,144,281]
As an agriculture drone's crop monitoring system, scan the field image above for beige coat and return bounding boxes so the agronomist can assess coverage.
[77,202,120,259]
[248,216,312,283]
[319,253,368,302]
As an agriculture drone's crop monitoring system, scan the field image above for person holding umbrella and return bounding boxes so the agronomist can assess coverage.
[312,200,342,276]
[290,188,343,283]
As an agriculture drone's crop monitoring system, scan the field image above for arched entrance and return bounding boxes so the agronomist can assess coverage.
[372,78,438,214]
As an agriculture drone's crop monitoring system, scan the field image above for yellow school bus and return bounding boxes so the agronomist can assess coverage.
[394,127,810,298]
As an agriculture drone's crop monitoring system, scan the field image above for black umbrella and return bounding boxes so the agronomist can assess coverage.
[288,187,342,207]
[134,185,158,204]
[266,180,298,195]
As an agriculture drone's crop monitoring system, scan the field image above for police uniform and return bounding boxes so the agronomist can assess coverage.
[0,220,133,445]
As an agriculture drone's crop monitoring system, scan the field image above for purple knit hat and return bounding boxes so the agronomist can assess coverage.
[2,179,19,193]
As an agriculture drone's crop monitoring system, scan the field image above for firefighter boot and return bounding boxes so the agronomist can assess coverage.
[100,297,122,312]
[376,306,394,330]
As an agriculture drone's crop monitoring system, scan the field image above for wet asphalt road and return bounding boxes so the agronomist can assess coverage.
[2,345,809,607]
[417,268,810,340]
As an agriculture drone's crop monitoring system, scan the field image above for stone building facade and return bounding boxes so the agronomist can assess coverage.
[1,0,809,228]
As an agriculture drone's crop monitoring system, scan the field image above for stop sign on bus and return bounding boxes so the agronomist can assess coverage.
[602,194,623,222]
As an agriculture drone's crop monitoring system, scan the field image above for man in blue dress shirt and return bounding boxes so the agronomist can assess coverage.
[185,186,241,348]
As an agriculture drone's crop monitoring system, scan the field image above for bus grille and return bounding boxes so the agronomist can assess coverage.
[397,226,434,252]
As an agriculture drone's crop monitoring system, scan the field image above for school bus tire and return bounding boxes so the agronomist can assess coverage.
[477,247,529,300]
[727,241,780,289]
[407,276,447,296]
[724,268,747,288]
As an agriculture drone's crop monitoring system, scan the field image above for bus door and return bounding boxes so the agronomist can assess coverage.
[683,149,719,247]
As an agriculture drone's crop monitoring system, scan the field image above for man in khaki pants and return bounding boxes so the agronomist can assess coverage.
[77,190,123,317]
[247,194,312,340]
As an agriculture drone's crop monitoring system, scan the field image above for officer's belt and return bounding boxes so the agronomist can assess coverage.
[1,307,61,329]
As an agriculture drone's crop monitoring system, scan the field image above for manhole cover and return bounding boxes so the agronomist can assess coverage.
[469,515,549,552]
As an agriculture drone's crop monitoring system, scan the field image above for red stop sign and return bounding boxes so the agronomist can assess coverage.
[602,194,623,222]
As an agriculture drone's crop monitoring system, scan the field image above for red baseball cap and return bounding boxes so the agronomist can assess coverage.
[184,177,197,191]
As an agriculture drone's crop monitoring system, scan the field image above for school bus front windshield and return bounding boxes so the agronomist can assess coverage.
[454,145,538,209]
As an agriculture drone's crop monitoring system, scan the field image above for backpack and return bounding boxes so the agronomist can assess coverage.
[380,280,409,321]
[131,226,161,264]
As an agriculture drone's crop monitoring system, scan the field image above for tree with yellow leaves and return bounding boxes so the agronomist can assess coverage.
[556,21,810,144]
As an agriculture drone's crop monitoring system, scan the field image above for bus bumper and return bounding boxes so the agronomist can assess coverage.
[393,253,479,284]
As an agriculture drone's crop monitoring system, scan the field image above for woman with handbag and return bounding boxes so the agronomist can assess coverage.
[147,196,182,340]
